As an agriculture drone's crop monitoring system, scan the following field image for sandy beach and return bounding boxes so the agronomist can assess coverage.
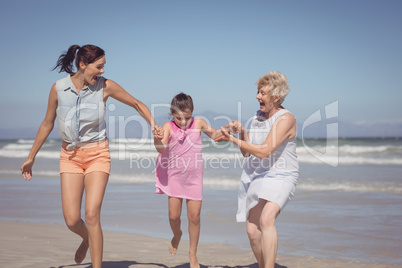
[2,138,402,267]
[0,220,399,268]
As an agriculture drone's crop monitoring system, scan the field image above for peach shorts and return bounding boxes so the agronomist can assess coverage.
[60,139,111,175]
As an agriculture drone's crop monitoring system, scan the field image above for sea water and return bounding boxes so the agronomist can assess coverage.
[1,138,402,265]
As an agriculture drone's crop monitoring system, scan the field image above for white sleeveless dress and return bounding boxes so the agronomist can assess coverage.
[236,109,299,222]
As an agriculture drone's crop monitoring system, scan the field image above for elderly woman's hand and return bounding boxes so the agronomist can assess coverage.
[214,120,244,142]
[229,120,243,133]
[214,127,234,142]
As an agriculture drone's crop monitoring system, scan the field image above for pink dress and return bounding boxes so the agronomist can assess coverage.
[155,118,203,201]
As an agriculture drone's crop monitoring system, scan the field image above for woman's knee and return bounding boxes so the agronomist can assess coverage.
[85,208,100,227]
[64,213,82,230]
[260,214,276,230]
[260,203,280,230]
[246,223,260,241]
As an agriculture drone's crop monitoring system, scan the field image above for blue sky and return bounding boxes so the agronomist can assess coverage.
[1,0,401,137]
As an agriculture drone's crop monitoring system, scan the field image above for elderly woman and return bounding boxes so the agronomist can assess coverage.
[217,71,299,268]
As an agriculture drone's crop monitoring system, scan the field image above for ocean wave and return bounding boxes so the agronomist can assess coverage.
[109,173,155,184]
[107,173,402,193]
[203,177,239,188]
[2,148,401,166]
[109,151,243,161]
[2,142,56,150]
[2,165,400,194]
[296,152,402,165]
[339,145,391,154]
[0,149,59,159]
[2,139,402,166]
[17,139,35,144]
[109,144,156,152]
[110,151,159,160]
[108,173,240,188]
[3,144,35,150]
[298,181,402,194]
[296,145,402,165]
[109,138,153,144]
[0,169,60,177]
[300,144,402,155]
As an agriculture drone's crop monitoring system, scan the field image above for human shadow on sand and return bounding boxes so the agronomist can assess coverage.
[55,262,205,268]
[217,264,286,268]
[55,261,287,268]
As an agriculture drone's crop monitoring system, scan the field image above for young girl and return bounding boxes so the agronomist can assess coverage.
[153,93,217,268]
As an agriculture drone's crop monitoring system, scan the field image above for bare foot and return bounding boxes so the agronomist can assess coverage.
[189,252,200,268]
[74,240,89,264]
[169,231,182,255]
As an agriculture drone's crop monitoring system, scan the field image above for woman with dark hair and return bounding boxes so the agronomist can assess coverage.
[20,44,163,268]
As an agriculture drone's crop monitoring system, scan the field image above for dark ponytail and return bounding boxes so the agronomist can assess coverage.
[52,45,81,74]
[52,44,105,74]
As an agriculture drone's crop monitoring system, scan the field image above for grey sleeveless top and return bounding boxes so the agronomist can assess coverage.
[56,75,106,150]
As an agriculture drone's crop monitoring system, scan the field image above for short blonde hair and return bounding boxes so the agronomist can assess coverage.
[256,71,290,105]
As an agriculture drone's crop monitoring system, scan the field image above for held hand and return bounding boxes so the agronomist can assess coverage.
[229,120,243,134]
[212,129,223,141]
[152,125,164,139]
[221,120,243,134]
[20,159,34,181]
[214,127,233,142]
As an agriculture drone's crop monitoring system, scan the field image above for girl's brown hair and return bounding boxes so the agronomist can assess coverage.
[170,93,194,114]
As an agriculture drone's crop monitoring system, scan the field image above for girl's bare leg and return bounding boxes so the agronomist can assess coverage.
[168,197,183,255]
[60,173,88,264]
[186,199,202,268]
[83,171,109,268]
